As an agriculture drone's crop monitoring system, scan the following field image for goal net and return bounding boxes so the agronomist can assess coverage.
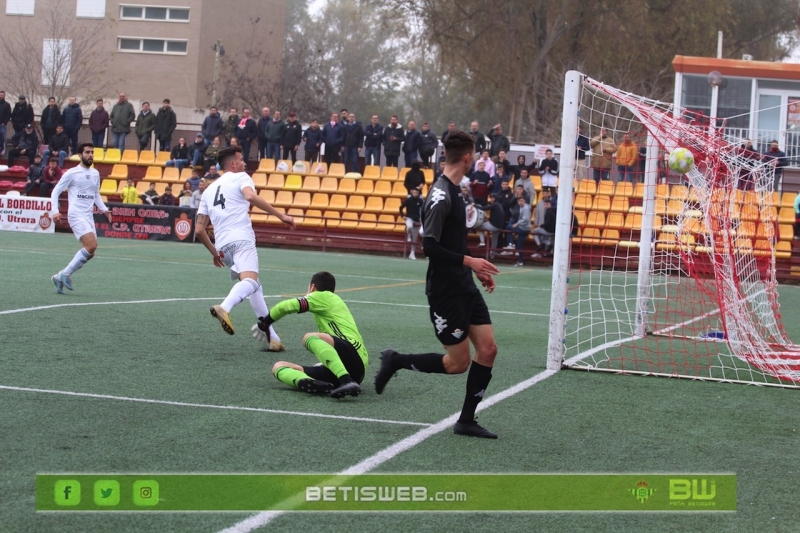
[547,71,800,387]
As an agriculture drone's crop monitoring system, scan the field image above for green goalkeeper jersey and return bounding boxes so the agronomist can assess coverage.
[269,291,368,363]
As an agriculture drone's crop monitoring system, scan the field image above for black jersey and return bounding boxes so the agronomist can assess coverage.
[400,195,424,222]
[422,175,477,297]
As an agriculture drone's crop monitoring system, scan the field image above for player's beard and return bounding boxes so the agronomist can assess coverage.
[81,155,93,167]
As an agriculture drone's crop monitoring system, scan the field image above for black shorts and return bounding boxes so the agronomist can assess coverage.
[302,337,365,385]
[428,290,492,346]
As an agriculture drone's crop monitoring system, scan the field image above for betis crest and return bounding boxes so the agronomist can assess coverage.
[629,481,656,503]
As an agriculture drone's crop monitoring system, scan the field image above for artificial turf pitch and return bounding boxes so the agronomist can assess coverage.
[1,231,799,532]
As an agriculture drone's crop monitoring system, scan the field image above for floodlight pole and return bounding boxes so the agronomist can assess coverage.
[212,40,222,107]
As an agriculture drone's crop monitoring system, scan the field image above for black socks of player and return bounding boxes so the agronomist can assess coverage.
[459,361,493,423]
[395,352,446,374]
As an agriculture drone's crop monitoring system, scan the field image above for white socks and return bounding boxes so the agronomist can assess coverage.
[62,248,92,276]
[249,280,280,342]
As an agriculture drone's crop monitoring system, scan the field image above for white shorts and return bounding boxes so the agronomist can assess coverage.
[68,215,96,240]
[217,240,259,281]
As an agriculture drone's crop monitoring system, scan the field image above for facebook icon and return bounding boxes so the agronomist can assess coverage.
[54,480,81,506]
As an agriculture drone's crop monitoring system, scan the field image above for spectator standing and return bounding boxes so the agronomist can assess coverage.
[399,187,424,260]
[11,95,34,137]
[109,92,135,151]
[265,109,285,162]
[61,96,83,154]
[154,99,177,153]
[235,108,258,162]
[590,128,616,182]
[40,97,61,144]
[404,160,425,195]
[495,179,515,224]
[190,133,208,168]
[8,123,39,166]
[468,121,486,155]
[282,111,303,164]
[489,164,508,197]
[403,120,422,168]
[303,119,323,163]
[165,137,191,172]
[475,150,495,177]
[363,115,383,166]
[43,125,70,167]
[257,107,271,160]
[495,150,512,176]
[24,154,45,196]
[440,121,456,144]
[141,182,159,204]
[763,140,787,191]
[516,168,535,203]
[134,102,155,151]
[576,126,590,181]
[0,91,11,155]
[510,196,531,266]
[470,160,491,205]
[419,122,438,168]
[203,136,222,172]
[615,132,638,182]
[223,107,240,147]
[202,106,224,146]
[89,99,109,148]
[322,112,345,166]
[538,148,559,194]
[486,124,510,157]
[342,112,364,173]
[512,154,531,181]
[121,177,138,204]
[160,184,176,206]
[40,159,62,198]
[382,115,404,168]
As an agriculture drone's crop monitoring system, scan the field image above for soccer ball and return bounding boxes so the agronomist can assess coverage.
[668,148,694,173]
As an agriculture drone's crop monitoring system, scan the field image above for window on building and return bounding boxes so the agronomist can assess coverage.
[120,4,189,21]
[76,0,105,18]
[42,39,72,86]
[6,0,35,15]
[681,74,751,129]
[117,37,188,55]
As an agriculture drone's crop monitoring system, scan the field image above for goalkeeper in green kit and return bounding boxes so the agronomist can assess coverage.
[253,271,367,399]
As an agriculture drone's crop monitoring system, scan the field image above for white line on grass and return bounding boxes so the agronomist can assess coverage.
[0,385,430,427]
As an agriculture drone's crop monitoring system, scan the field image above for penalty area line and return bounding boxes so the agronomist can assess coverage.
[0,385,430,428]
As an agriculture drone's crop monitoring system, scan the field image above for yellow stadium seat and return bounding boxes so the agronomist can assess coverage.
[266,174,285,190]
[775,241,792,259]
[92,147,105,162]
[339,211,359,229]
[274,160,293,174]
[574,227,601,245]
[605,212,624,229]
[654,198,667,216]
[142,166,162,182]
[761,191,780,206]
[265,207,286,225]
[373,180,392,197]
[135,181,150,194]
[780,191,797,209]
[329,194,347,210]
[293,191,311,208]
[596,180,614,197]
[310,162,328,175]
[120,149,138,164]
[345,195,366,212]
[399,167,410,183]
[362,165,380,180]
[273,190,293,208]
[655,183,669,199]
[319,177,338,193]
[376,214,398,231]
[574,210,586,228]
[652,216,663,232]
[338,178,356,194]
[671,185,689,199]
[328,163,346,178]
[530,175,542,192]
[154,182,169,195]
[257,159,276,173]
[100,195,109,203]
[737,221,756,238]
[577,180,596,195]
[301,175,321,192]
[739,203,759,222]
[252,173,268,189]
[109,164,128,180]
[383,197,402,215]
[623,214,642,231]
[631,183,645,199]
[284,174,303,191]
[303,209,323,227]
[103,148,122,163]
[609,196,628,213]
[666,198,684,217]
[615,181,633,198]
[574,194,593,211]
[423,168,434,184]
[778,207,795,224]
[162,167,180,183]
[381,166,399,181]
[592,195,611,211]
[585,211,605,228]
[356,179,374,195]
[655,232,677,251]
[365,196,384,213]
[779,224,794,242]
[390,181,407,198]
[250,213,268,224]
[154,151,170,167]
[178,168,193,184]
[601,229,620,246]
[357,213,378,231]
[99,179,117,196]
[323,210,341,228]
[138,150,156,165]
[259,189,275,203]
[287,208,305,225]
[734,237,753,254]
[311,193,329,209]
[115,180,128,195]
[293,161,310,174]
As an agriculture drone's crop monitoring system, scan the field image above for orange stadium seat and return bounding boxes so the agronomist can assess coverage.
[339,212,359,229]
[273,190,293,208]
[311,193,329,209]
[138,150,156,165]
[364,196,384,213]
[373,180,392,197]
[338,178,356,194]
[319,177,338,193]
[345,195,366,212]
[266,174,285,190]
[108,164,128,180]
[252,173,268,189]
[301,175,321,192]
[161,167,180,183]
[293,191,311,208]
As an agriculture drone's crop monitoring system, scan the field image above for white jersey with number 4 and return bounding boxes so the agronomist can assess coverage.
[49,165,107,218]
[197,172,256,249]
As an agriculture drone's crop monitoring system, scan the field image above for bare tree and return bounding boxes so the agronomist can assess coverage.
[0,0,115,108]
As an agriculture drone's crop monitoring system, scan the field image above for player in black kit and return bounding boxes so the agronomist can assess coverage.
[375,130,501,438]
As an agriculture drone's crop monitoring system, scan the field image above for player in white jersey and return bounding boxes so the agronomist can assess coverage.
[195,145,295,351]
[49,143,113,294]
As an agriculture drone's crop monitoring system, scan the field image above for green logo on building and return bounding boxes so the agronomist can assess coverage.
[630,481,656,503]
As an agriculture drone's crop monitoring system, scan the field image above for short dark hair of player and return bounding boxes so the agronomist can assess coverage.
[443,130,475,165]
[217,145,242,170]
[78,143,94,154]
[311,271,336,292]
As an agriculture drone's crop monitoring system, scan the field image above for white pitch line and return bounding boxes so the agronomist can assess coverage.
[0,385,430,427]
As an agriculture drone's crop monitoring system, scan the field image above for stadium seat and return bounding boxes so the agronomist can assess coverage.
[357,213,378,231]
[273,160,293,174]
[585,211,605,228]
[577,180,596,195]
[623,214,642,231]
[99,179,117,196]
[739,203,759,222]
[154,182,169,195]
[287,208,305,225]
[389,181,406,198]
[574,194,593,211]
[339,211,359,229]
[609,196,628,213]
[343,172,362,180]
[109,164,128,180]
[301,175,321,192]
[376,214,398,232]
[120,149,138,164]
[779,224,794,242]
[364,196,384,213]
[345,195,366,212]
[323,210,341,228]
[615,181,633,198]
[273,190,293,208]
[737,221,756,238]
[605,212,624,230]
[259,189,276,203]
[373,180,392,197]
[135,181,150,194]
[293,191,311,208]
[573,210,586,228]
[310,162,328,175]
[251,173,268,189]
[655,183,669,199]
[284,174,303,191]
[665,198,684,217]
[362,166,380,180]
[303,209,323,227]
[734,237,753,254]
[138,150,156,165]
[154,151,170,167]
[653,198,668,216]
[780,191,797,209]
[265,207,286,225]
[671,184,689,199]
[600,229,620,246]
[257,159,276,173]
[338,178,356,194]
[103,148,122,164]
[115,180,128,195]
[179,168,193,183]
[319,177,338,193]
[399,167,410,183]
[423,168,434,184]
[92,147,105,162]
[575,227,601,245]
[162,167,180,183]
[328,163,346,178]
[380,166,398,181]
[266,174,285,190]
[596,180,614,197]
[775,241,792,259]
[292,161,310,174]
[329,194,347,211]
[778,207,795,224]
[383,197,401,215]
[530,175,542,192]
[631,183,645,199]
[311,193,329,209]
[250,213,268,224]
[655,232,677,251]
[592,195,611,212]
[356,179,374,196]
[142,166,162,182]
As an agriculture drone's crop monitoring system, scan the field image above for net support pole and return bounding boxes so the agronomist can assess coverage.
[634,132,659,336]
[547,70,582,371]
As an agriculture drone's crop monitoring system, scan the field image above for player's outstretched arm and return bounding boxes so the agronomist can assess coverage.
[194,214,223,267]
[463,255,499,277]
[243,186,295,229]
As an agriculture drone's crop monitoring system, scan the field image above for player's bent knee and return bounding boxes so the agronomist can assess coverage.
[272,361,290,375]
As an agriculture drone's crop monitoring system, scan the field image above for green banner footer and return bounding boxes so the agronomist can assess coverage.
[36,474,736,512]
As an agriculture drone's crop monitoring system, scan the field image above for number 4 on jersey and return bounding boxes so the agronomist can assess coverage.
[213,187,226,209]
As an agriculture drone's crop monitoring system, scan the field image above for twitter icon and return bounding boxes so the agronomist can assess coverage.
[94,480,120,506]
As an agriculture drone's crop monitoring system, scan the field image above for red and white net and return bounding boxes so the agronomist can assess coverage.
[563,76,800,386]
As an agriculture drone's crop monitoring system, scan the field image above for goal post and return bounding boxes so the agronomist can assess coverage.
[547,70,800,387]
